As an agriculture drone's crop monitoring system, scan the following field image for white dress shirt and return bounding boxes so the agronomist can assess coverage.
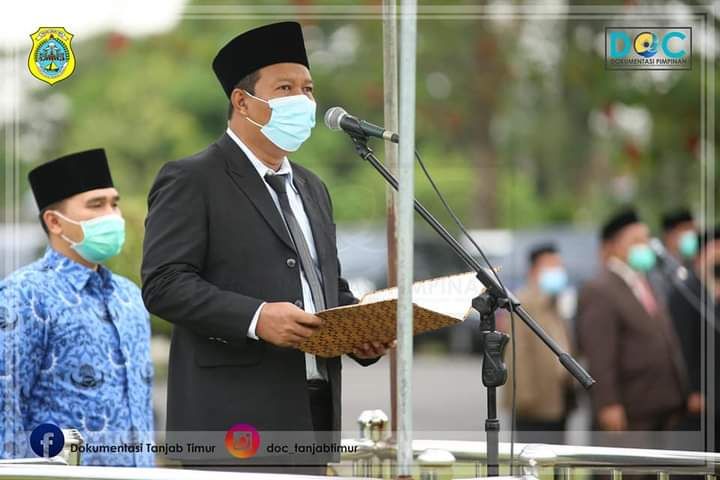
[226,127,325,381]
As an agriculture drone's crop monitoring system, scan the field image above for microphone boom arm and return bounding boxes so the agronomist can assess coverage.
[349,134,596,390]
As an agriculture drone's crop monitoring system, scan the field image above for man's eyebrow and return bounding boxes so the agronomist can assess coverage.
[85,195,120,205]
[274,77,313,84]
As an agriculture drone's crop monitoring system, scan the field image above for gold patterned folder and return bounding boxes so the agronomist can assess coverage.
[298,272,485,358]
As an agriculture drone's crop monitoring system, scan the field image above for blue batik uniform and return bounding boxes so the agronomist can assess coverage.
[0,247,154,466]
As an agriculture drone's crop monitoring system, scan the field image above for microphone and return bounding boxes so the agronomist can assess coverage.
[324,107,399,143]
[649,238,689,282]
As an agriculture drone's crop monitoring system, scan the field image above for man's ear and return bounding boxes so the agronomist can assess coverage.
[43,209,63,235]
[231,89,249,117]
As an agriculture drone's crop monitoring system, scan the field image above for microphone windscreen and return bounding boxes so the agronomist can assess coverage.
[324,107,347,131]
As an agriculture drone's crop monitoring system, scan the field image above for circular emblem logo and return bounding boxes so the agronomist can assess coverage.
[34,35,70,78]
[633,32,658,58]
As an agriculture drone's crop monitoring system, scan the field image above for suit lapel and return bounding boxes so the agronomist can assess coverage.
[217,134,296,253]
[292,168,334,300]
[607,270,649,321]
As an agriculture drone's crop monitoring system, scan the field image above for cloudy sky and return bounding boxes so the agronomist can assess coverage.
[2,0,187,51]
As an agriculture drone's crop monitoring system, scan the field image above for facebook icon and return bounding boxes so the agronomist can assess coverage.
[29,423,64,458]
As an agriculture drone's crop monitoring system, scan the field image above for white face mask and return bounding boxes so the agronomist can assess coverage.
[243,90,316,152]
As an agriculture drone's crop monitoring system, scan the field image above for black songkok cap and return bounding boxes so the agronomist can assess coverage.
[212,22,310,98]
[601,207,641,241]
[28,149,114,211]
[661,208,694,233]
[528,243,558,266]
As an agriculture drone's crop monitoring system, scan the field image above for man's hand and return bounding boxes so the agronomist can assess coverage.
[598,403,627,431]
[256,302,322,348]
[688,392,704,414]
[352,340,396,359]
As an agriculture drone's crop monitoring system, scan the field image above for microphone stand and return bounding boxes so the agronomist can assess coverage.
[348,135,595,476]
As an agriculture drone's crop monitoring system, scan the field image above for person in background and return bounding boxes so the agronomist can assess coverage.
[657,208,702,443]
[661,208,698,264]
[668,226,720,450]
[503,243,575,444]
[577,208,687,436]
[0,149,154,466]
[648,209,698,301]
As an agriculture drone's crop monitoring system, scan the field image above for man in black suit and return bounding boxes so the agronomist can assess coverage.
[668,226,720,451]
[141,22,391,473]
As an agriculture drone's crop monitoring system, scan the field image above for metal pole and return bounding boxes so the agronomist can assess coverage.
[382,0,400,435]
[397,0,416,477]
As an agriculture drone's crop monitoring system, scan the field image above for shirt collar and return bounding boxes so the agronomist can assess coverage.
[41,247,114,292]
[607,256,643,288]
[225,127,296,191]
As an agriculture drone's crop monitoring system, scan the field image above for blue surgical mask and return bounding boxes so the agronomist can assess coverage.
[678,231,698,259]
[538,267,568,295]
[243,91,316,152]
[53,211,126,264]
[627,243,656,272]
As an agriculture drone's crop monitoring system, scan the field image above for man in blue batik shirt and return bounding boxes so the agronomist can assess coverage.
[0,149,154,466]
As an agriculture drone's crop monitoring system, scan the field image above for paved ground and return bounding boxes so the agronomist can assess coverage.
[342,354,489,434]
[342,353,592,444]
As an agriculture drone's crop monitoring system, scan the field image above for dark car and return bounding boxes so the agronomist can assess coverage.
[337,225,599,354]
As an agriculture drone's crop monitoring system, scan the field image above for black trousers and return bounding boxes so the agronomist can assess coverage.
[181,380,333,475]
[308,379,333,432]
[515,417,566,444]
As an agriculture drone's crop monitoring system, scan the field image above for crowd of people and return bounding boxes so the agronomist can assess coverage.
[505,207,719,451]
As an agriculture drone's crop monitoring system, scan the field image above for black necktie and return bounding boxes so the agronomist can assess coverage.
[264,172,328,378]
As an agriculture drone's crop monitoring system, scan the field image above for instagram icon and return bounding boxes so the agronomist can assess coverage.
[225,423,260,458]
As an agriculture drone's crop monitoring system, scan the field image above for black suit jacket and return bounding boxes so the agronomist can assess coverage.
[141,133,376,459]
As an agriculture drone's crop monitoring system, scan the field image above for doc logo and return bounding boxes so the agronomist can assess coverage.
[28,27,76,85]
[30,423,64,458]
[606,27,691,70]
[225,423,260,459]
[633,32,658,58]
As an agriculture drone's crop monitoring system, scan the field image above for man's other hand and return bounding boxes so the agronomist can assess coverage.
[352,340,396,359]
[688,392,704,414]
[598,403,627,431]
[256,302,322,348]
